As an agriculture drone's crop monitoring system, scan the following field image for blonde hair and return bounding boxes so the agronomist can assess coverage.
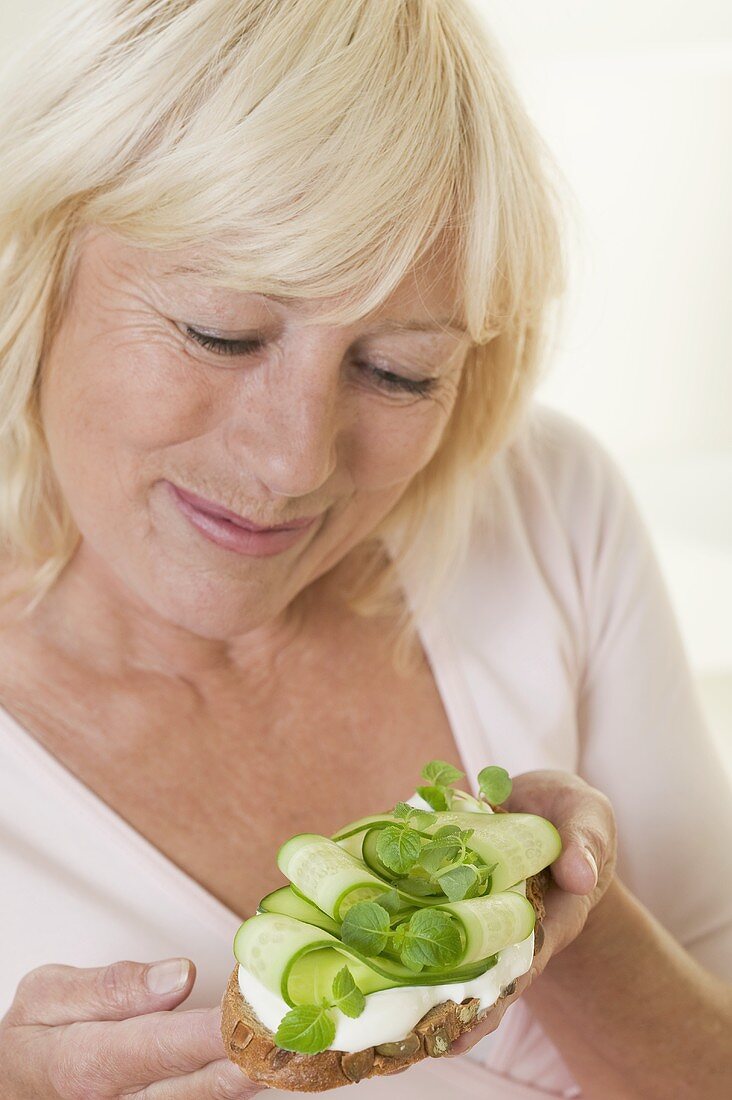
[0,0,573,670]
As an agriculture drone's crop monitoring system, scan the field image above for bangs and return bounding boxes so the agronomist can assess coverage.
[67,0,493,336]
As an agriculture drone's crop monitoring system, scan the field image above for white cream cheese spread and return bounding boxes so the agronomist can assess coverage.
[237,792,537,1052]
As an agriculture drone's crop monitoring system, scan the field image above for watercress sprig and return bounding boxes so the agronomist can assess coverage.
[274,965,365,1054]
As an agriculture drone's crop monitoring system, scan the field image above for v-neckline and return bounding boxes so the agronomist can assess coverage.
[0,609,491,936]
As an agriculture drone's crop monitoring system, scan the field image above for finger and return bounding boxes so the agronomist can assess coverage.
[6,958,196,1026]
[65,1005,230,1090]
[506,771,615,896]
[447,914,553,1057]
[129,1057,266,1098]
[548,789,615,896]
[446,993,512,1057]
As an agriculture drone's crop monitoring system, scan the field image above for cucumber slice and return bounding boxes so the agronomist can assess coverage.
[234,912,501,1006]
[257,885,341,935]
[277,834,391,921]
[333,830,365,859]
[334,811,560,894]
[361,826,400,880]
[420,812,561,891]
[287,947,399,1004]
[331,813,404,841]
[434,891,535,962]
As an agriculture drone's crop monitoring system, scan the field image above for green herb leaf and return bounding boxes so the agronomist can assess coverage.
[392,801,414,819]
[400,952,425,973]
[375,887,403,915]
[409,808,438,830]
[421,760,465,787]
[416,784,449,811]
[331,966,366,1018]
[435,863,479,901]
[340,901,391,956]
[432,824,463,840]
[394,874,440,897]
[477,765,513,805]
[417,839,461,873]
[400,908,463,968]
[376,825,423,874]
[274,1004,336,1054]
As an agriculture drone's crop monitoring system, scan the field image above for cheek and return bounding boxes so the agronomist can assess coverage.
[41,328,209,471]
[38,327,217,547]
[350,401,453,490]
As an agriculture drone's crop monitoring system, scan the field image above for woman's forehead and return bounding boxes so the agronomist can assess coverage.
[89,227,468,336]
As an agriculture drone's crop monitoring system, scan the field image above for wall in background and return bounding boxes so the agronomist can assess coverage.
[1,1,730,765]
[472,2,732,770]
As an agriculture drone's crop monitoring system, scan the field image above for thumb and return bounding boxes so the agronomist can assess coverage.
[8,958,195,1027]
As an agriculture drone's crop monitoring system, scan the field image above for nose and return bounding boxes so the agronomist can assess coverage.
[230,333,344,499]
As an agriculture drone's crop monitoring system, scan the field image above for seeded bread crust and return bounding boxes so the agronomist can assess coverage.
[221,864,550,1092]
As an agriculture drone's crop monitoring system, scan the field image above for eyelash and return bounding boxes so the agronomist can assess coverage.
[184,328,437,398]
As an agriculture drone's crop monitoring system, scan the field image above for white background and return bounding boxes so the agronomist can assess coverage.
[1,1,730,770]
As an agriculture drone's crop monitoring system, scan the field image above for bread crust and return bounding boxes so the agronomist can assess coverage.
[221,866,549,1092]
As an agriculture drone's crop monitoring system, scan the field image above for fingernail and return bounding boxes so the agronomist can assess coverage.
[146,958,190,994]
[582,847,598,888]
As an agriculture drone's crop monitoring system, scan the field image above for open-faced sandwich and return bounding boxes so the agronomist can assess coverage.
[221,760,561,1092]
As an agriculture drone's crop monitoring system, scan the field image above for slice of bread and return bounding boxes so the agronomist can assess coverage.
[221,867,549,1092]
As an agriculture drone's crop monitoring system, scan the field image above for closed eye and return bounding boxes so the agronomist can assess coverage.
[183,326,438,398]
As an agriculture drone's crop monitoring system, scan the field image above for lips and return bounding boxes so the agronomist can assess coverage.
[168,483,318,532]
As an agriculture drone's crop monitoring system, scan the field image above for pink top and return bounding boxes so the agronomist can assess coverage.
[1,401,730,1099]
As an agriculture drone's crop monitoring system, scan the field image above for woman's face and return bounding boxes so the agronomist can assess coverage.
[40,228,470,638]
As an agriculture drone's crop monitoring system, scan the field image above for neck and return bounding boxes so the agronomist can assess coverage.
[4,542,336,683]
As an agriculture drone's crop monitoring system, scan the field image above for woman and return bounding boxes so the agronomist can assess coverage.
[0,1,730,1098]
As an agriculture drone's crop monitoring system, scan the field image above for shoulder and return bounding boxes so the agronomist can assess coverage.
[480,400,644,567]
[501,400,631,516]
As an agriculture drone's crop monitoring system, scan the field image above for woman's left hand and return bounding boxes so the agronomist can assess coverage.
[448,769,617,1056]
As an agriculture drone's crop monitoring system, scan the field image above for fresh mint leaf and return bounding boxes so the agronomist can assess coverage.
[477,765,512,805]
[400,952,425,973]
[375,887,403,915]
[392,801,413,819]
[421,760,465,787]
[340,901,390,956]
[416,784,449,811]
[417,839,461,873]
[401,908,463,968]
[409,808,438,830]
[274,1004,336,1054]
[376,825,422,874]
[435,863,479,901]
[432,824,463,840]
[395,874,440,897]
[331,966,365,1018]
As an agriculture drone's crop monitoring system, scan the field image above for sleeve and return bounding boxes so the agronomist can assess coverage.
[547,411,732,981]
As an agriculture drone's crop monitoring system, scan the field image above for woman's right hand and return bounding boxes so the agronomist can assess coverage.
[0,957,265,1099]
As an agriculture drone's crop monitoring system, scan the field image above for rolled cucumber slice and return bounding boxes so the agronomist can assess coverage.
[333,811,561,893]
[424,812,561,892]
[277,834,393,921]
[257,885,341,935]
[234,912,501,1007]
[434,890,535,963]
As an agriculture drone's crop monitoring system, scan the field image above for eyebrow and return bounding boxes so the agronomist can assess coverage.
[162,268,467,335]
[262,293,468,336]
